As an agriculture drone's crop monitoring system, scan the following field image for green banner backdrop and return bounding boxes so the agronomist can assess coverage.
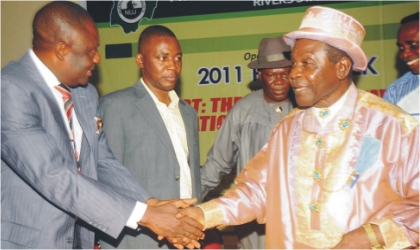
[88,1,419,166]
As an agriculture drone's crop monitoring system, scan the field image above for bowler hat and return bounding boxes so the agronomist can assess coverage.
[248,36,292,69]
[283,6,367,71]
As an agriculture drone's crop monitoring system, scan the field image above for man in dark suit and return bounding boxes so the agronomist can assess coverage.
[1,2,203,249]
[98,25,202,249]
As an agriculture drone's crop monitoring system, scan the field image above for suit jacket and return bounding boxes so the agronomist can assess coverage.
[1,52,151,249]
[97,80,201,249]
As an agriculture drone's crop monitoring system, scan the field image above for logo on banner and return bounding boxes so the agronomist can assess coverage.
[110,0,158,34]
[117,0,146,23]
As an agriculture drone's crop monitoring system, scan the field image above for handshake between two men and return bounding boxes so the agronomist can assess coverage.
[138,198,206,249]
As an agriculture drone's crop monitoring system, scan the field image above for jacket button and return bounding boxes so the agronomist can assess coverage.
[175,176,180,180]
[67,237,73,243]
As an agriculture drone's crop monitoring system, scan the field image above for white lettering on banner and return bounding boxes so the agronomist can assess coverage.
[253,0,316,6]
[184,97,243,131]
[125,10,136,15]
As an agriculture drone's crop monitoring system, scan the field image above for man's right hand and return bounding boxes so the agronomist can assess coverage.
[138,200,205,246]
[176,206,205,226]
[163,207,207,249]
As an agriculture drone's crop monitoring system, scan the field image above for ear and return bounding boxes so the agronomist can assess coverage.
[136,53,144,69]
[55,42,68,61]
[257,70,262,81]
[336,57,352,80]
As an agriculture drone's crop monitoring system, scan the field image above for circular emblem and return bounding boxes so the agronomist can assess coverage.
[117,0,146,24]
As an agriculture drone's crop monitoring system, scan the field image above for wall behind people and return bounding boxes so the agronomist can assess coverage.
[2,1,418,166]
[85,1,418,165]
[0,1,81,68]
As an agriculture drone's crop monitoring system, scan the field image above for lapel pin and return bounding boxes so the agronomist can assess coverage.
[95,117,103,134]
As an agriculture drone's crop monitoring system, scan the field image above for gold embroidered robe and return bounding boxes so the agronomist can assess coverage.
[201,84,419,249]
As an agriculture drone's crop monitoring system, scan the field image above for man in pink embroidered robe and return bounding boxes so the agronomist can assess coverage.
[177,6,419,249]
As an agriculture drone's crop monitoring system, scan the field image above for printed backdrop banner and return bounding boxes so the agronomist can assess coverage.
[87,1,418,165]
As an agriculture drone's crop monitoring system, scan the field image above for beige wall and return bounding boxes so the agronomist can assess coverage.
[1,1,49,68]
[1,1,81,68]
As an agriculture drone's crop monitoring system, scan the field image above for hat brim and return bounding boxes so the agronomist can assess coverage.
[248,59,292,69]
[284,30,367,71]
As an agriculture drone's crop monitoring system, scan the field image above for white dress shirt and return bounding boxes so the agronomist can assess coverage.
[29,49,83,158]
[142,78,193,198]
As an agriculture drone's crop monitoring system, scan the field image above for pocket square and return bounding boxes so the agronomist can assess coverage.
[348,136,381,188]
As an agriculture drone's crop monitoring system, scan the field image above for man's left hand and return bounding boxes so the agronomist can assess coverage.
[333,224,384,249]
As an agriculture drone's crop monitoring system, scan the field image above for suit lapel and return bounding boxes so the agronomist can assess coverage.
[133,81,177,160]
[71,87,95,137]
[21,53,71,143]
[71,85,97,177]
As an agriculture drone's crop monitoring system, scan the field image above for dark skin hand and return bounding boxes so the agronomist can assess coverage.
[138,198,205,249]
[176,206,205,225]
[158,233,203,249]
[333,224,385,249]
[162,206,206,249]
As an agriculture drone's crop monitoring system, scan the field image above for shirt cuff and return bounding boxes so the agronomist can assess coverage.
[125,201,147,229]
[196,199,224,230]
[372,218,412,249]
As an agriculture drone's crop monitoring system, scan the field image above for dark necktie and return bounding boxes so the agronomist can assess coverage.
[54,84,81,173]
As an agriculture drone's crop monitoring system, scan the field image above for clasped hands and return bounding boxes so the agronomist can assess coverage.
[138,198,205,249]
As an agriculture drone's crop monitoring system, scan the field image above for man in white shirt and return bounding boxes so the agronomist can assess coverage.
[98,25,202,249]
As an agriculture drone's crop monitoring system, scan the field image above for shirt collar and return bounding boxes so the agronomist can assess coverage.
[405,71,419,82]
[313,85,351,125]
[140,78,179,109]
[28,49,61,88]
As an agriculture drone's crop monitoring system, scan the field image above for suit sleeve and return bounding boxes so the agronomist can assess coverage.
[200,109,240,199]
[96,92,151,202]
[96,129,151,203]
[200,145,268,228]
[1,79,143,239]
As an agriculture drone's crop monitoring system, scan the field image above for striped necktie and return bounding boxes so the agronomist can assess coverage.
[54,84,81,173]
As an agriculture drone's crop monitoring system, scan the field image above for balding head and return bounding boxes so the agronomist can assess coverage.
[32,1,94,51]
[31,1,101,88]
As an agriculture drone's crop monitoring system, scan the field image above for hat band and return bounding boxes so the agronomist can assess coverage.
[258,53,285,64]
